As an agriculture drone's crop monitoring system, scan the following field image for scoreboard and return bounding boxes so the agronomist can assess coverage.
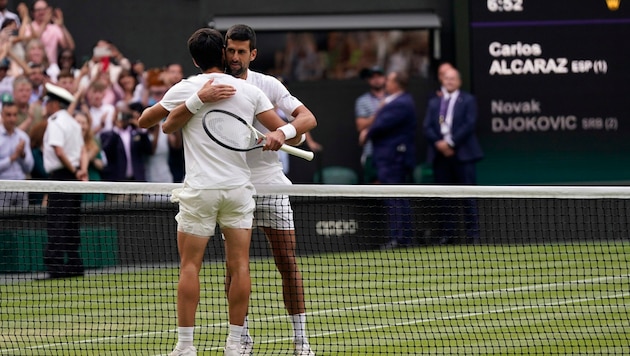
[469,0,630,184]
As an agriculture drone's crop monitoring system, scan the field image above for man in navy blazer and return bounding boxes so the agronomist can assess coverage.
[366,70,417,248]
[100,102,152,182]
[423,67,483,244]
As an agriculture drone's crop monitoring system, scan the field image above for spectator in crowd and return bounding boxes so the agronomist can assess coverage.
[164,62,183,86]
[366,70,417,249]
[28,118,47,205]
[41,83,87,279]
[22,38,56,80]
[113,101,151,182]
[145,67,184,182]
[12,74,43,133]
[143,75,176,183]
[57,48,80,79]
[55,68,75,94]
[98,122,125,182]
[1,17,26,77]
[0,57,13,96]
[20,1,74,68]
[0,98,33,207]
[86,79,116,134]
[423,67,483,245]
[355,65,386,184]
[0,0,20,29]
[75,109,105,202]
[114,69,141,109]
[26,61,46,103]
[130,59,146,97]
[78,40,130,102]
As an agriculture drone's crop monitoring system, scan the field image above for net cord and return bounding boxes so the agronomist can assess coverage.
[2,179,630,199]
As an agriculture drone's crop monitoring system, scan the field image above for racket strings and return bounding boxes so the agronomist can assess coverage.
[205,114,258,150]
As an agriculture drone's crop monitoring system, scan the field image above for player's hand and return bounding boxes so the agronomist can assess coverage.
[197,78,236,103]
[263,130,286,151]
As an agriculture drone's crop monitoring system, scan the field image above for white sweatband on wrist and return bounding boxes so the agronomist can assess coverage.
[185,93,204,114]
[298,133,306,145]
[277,123,297,140]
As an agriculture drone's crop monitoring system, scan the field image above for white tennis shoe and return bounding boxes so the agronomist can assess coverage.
[168,345,197,356]
[294,343,315,356]
[225,340,249,356]
[241,334,254,355]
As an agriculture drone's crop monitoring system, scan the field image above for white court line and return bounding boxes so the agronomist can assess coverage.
[193,292,630,354]
[2,274,628,354]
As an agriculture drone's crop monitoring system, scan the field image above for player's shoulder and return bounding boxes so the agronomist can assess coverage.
[247,69,283,88]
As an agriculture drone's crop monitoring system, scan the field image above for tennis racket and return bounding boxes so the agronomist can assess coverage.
[202,109,314,161]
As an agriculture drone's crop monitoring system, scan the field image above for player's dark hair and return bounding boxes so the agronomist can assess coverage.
[187,28,224,71]
[225,24,257,50]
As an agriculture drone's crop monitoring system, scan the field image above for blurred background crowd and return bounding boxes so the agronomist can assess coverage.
[0,0,187,203]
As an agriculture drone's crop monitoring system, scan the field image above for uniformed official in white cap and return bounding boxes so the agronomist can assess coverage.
[41,82,88,279]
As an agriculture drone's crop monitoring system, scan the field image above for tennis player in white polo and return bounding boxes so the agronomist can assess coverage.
[138,28,295,356]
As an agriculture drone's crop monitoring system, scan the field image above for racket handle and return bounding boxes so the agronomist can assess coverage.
[280,144,314,161]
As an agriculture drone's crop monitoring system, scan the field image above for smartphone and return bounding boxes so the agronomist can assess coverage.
[93,46,112,58]
[101,56,110,71]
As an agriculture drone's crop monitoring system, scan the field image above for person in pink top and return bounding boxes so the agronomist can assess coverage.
[18,0,74,67]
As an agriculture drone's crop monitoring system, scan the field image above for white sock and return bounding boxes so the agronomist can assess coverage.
[176,326,194,349]
[228,324,244,344]
[241,316,250,339]
[291,313,308,345]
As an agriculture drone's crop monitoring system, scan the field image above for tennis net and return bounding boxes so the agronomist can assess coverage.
[1,180,629,355]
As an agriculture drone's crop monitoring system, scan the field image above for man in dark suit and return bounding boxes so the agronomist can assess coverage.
[367,70,417,248]
[104,102,152,182]
[423,67,483,244]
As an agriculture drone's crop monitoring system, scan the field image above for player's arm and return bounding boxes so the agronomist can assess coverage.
[162,102,193,135]
[162,79,236,134]
[256,109,288,151]
[289,105,317,136]
[138,104,169,129]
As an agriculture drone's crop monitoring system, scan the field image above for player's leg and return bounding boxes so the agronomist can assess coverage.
[176,231,210,327]
[169,186,217,356]
[264,226,314,355]
[223,228,252,325]
[170,231,209,356]
[223,230,252,355]
[263,227,305,315]
[218,185,256,355]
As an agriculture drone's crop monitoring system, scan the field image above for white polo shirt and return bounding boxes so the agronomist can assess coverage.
[244,69,303,182]
[160,72,273,190]
[43,109,83,173]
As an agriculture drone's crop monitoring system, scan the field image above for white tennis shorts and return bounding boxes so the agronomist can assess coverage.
[252,174,294,230]
[172,183,256,237]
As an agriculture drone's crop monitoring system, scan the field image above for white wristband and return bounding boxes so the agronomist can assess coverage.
[277,123,297,140]
[298,133,306,145]
[185,93,204,114]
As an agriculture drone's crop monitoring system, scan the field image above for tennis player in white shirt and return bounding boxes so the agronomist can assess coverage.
[138,28,297,356]
[224,24,318,356]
